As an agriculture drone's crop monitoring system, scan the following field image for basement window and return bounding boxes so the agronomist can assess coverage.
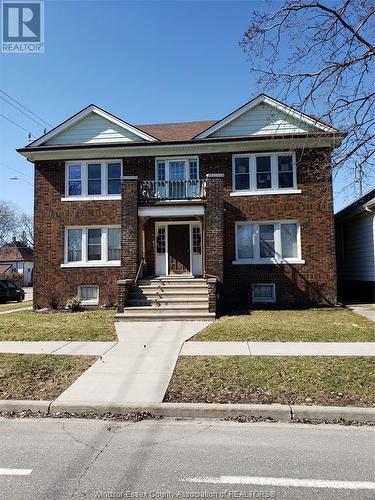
[252,284,276,304]
[78,285,99,305]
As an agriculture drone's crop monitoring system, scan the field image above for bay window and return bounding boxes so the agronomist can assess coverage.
[64,226,121,266]
[232,152,298,194]
[64,160,123,199]
[234,221,303,263]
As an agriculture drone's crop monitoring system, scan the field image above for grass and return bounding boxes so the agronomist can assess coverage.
[0,301,32,312]
[164,356,375,407]
[0,353,96,400]
[0,309,117,341]
[193,308,375,342]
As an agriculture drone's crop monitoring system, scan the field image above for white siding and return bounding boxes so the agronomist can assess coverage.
[211,103,313,137]
[46,113,143,145]
[342,212,375,281]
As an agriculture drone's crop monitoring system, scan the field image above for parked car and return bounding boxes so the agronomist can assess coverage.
[0,279,25,303]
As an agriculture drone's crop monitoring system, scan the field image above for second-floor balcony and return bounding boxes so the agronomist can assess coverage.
[139,179,206,203]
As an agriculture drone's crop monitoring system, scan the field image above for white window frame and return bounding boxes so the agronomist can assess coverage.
[233,220,304,265]
[63,160,123,201]
[155,156,199,182]
[62,225,121,267]
[78,285,99,305]
[252,283,276,304]
[231,152,301,196]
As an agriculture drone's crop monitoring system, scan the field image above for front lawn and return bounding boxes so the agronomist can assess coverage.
[0,309,116,341]
[164,356,375,407]
[0,301,32,312]
[193,308,375,342]
[0,353,96,400]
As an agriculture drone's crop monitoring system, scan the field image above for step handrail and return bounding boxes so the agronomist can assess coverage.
[134,257,145,285]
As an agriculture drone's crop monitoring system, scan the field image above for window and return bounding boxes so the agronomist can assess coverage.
[108,228,121,260]
[232,152,297,193]
[65,160,122,198]
[234,157,250,190]
[278,155,294,188]
[87,228,102,261]
[78,285,99,305]
[256,156,272,189]
[88,163,102,195]
[67,228,82,262]
[235,221,302,264]
[156,227,166,254]
[252,284,276,304]
[64,226,121,266]
[107,162,122,195]
[189,160,198,180]
[259,224,275,258]
[68,164,82,195]
[192,226,201,254]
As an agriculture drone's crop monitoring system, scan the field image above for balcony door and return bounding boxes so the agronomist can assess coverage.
[156,157,199,199]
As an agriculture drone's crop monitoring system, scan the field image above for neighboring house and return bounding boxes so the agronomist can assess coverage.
[18,94,344,318]
[0,238,33,286]
[335,189,375,303]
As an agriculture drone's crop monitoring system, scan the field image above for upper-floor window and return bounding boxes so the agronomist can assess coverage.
[234,220,303,264]
[155,157,200,199]
[64,226,121,267]
[65,160,122,199]
[232,152,297,194]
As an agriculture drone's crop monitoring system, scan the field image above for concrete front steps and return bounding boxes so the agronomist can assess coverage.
[115,277,215,321]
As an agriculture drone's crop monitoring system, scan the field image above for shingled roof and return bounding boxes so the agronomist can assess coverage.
[0,240,33,262]
[135,120,217,142]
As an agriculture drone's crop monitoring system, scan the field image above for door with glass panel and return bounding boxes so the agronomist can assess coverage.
[156,158,199,200]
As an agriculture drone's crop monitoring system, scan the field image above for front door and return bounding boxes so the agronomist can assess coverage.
[168,224,190,274]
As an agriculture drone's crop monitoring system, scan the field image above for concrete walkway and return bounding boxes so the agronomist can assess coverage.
[0,306,32,315]
[0,341,117,356]
[347,304,375,322]
[54,321,211,405]
[181,341,375,356]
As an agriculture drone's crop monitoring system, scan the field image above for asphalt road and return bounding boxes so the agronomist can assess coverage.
[0,417,374,499]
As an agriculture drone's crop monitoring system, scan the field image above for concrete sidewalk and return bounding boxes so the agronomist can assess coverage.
[54,321,211,405]
[0,341,117,356]
[181,341,375,356]
[347,304,375,322]
[0,306,32,315]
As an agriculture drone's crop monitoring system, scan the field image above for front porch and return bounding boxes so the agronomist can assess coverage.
[117,174,224,318]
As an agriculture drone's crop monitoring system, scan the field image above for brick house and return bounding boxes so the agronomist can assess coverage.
[18,94,343,319]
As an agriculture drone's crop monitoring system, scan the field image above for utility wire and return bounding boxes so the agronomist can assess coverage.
[0,112,36,137]
[0,89,51,128]
[0,94,47,130]
[0,162,33,179]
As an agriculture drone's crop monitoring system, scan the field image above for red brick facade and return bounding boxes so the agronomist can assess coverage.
[33,149,337,310]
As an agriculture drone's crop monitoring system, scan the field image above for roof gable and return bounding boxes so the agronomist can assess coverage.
[194,94,338,139]
[27,105,159,147]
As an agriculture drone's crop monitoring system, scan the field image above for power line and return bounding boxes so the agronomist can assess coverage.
[0,112,35,137]
[0,162,33,179]
[0,89,52,128]
[0,94,47,130]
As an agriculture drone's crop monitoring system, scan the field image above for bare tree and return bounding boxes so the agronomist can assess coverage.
[240,0,375,196]
[17,212,34,247]
[0,201,17,245]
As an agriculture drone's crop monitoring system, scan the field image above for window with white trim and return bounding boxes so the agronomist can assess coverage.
[232,152,297,193]
[252,284,276,304]
[65,160,123,198]
[234,221,302,264]
[65,226,121,266]
[78,285,99,305]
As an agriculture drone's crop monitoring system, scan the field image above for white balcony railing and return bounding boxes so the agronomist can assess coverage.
[139,179,206,202]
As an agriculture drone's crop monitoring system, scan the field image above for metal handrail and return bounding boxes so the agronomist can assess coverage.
[134,257,145,285]
[139,179,206,202]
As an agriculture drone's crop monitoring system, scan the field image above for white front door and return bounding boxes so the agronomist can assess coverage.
[155,222,203,277]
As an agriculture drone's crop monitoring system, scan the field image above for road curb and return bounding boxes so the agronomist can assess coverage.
[1,400,374,423]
